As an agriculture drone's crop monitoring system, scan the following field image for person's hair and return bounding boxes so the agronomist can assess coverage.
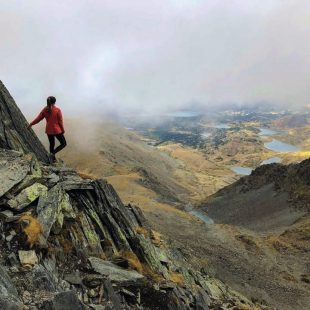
[47,96,56,113]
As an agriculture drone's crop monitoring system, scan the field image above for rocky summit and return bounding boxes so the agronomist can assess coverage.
[0,83,273,309]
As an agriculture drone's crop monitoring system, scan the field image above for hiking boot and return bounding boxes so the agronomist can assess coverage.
[48,153,56,164]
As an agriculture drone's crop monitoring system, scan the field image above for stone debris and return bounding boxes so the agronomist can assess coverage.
[0,265,19,296]
[82,274,105,288]
[7,253,19,267]
[8,183,48,210]
[5,230,16,242]
[0,294,23,310]
[47,290,84,310]
[18,250,38,267]
[0,210,14,220]
[88,257,145,284]
[0,152,30,198]
[64,272,83,286]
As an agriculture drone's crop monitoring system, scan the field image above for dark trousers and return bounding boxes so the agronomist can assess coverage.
[47,134,67,155]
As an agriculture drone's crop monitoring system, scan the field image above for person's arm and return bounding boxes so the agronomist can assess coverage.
[28,109,46,128]
[57,109,65,133]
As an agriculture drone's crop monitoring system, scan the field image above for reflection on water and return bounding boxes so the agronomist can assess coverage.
[201,132,211,138]
[258,128,276,136]
[232,158,284,175]
[166,111,201,118]
[214,123,230,129]
[264,139,299,152]
[231,166,252,175]
[190,210,214,224]
[260,157,282,165]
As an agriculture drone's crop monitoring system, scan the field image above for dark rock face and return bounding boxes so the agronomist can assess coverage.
[200,159,310,231]
[0,265,19,297]
[47,291,84,310]
[0,295,23,310]
[0,81,49,163]
[0,149,31,198]
[0,81,264,309]
[0,265,23,310]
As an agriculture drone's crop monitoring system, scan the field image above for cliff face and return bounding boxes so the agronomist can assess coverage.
[0,81,49,163]
[0,82,268,310]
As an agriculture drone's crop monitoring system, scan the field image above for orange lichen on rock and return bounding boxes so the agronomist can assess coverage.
[117,249,164,283]
[19,214,43,248]
[150,230,163,247]
[77,170,96,180]
[135,226,149,238]
[235,304,263,310]
[58,237,74,254]
[141,263,164,283]
[169,272,184,286]
[119,250,143,273]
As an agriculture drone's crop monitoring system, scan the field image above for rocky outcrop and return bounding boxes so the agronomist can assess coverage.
[0,81,268,309]
[0,81,49,163]
[0,149,268,309]
[1,150,205,309]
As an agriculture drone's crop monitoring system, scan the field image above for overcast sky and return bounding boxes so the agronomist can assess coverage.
[1,0,310,117]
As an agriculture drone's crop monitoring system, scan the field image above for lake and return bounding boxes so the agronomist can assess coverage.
[214,123,230,129]
[264,139,299,152]
[166,111,201,118]
[201,132,211,138]
[260,157,282,165]
[231,166,253,175]
[190,210,214,224]
[258,128,276,136]
[232,158,283,175]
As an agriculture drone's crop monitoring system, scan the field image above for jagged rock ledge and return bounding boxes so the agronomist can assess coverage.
[0,81,49,163]
[0,149,268,309]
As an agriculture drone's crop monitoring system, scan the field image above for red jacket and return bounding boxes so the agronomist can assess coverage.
[30,105,65,135]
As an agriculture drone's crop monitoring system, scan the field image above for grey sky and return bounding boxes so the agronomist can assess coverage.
[1,0,310,117]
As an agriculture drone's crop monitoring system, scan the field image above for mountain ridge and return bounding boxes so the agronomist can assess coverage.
[0,82,270,309]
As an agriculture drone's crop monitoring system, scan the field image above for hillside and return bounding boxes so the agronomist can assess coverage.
[201,160,310,231]
[60,119,189,204]
[189,160,310,309]
[33,117,237,216]
[273,114,309,128]
[0,82,271,309]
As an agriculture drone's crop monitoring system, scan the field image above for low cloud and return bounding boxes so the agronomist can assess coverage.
[1,0,310,119]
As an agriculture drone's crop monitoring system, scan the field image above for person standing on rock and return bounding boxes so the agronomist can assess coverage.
[27,96,67,163]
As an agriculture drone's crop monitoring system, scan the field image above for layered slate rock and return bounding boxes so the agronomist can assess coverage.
[0,149,31,198]
[0,81,49,163]
[0,265,19,296]
[88,257,145,284]
[0,265,23,309]
[8,183,48,210]
[0,149,211,309]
